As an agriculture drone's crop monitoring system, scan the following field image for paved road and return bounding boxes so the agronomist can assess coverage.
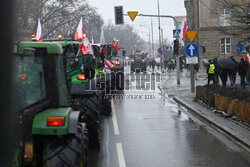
[89,66,250,167]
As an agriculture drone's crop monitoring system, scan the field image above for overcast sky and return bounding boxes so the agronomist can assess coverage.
[88,0,186,44]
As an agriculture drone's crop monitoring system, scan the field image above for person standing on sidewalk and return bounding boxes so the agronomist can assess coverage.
[238,58,249,88]
[207,60,215,85]
[213,58,219,84]
[152,59,156,72]
[228,57,239,87]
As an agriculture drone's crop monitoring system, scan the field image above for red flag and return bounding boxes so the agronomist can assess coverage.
[115,40,119,55]
[112,40,116,47]
[75,18,83,41]
[180,20,187,41]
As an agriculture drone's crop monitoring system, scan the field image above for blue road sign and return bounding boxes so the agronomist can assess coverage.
[166,46,173,52]
[185,43,199,57]
[173,29,181,38]
[157,47,162,54]
[236,43,244,53]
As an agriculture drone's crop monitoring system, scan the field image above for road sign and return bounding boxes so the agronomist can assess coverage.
[186,30,198,43]
[173,29,181,38]
[185,43,199,57]
[166,46,172,52]
[236,43,244,53]
[186,57,198,64]
[127,11,138,21]
[157,47,162,54]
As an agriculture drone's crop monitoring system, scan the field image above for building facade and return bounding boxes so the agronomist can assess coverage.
[185,0,250,62]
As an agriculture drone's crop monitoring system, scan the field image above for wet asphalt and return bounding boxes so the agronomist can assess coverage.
[89,66,250,167]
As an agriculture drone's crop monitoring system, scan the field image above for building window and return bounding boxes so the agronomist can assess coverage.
[247,4,250,25]
[220,8,230,26]
[221,38,231,54]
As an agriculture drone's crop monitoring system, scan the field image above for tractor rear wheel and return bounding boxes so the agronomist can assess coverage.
[43,124,88,167]
[81,96,100,150]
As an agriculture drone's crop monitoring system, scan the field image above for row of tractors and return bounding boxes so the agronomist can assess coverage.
[12,39,124,166]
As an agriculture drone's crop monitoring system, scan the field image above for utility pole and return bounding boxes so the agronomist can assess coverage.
[161,29,166,70]
[151,17,155,58]
[149,29,151,57]
[135,13,180,85]
[157,0,161,49]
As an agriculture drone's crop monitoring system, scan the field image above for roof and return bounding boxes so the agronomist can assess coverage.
[17,42,63,54]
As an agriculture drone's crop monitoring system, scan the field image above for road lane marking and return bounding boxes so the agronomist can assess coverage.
[112,99,120,135]
[116,143,126,167]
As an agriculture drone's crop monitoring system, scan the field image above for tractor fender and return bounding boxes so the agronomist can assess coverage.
[68,111,87,135]
[70,81,97,96]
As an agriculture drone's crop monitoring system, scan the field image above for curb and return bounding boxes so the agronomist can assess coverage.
[173,96,250,151]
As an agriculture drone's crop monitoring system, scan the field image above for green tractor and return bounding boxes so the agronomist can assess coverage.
[12,42,88,166]
[130,51,147,73]
[102,44,124,91]
[48,40,112,149]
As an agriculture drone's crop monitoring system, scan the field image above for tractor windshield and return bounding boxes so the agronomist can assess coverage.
[12,52,46,111]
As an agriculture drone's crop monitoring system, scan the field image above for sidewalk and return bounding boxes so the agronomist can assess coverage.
[160,68,250,152]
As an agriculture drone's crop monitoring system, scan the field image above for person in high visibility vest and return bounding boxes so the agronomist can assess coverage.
[207,60,215,85]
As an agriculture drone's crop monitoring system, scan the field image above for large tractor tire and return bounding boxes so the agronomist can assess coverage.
[116,71,124,91]
[71,95,101,150]
[43,124,88,167]
[81,96,100,150]
[101,83,112,116]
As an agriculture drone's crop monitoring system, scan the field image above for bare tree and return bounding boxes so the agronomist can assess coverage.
[15,0,104,40]
[103,24,146,55]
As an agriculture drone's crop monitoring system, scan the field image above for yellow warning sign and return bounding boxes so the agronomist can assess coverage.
[186,30,198,43]
[127,11,138,21]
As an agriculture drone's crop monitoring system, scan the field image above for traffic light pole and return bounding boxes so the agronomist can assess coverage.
[135,14,180,85]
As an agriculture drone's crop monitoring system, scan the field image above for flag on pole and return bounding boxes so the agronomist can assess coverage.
[75,18,83,41]
[36,18,42,41]
[246,53,250,64]
[100,28,105,45]
[80,37,93,56]
[115,40,119,55]
[180,20,187,41]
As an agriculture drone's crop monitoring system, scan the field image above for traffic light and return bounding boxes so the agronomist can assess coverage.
[114,6,124,25]
[173,39,179,55]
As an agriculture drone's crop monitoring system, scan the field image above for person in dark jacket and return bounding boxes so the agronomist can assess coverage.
[228,57,238,87]
[213,58,219,84]
[152,59,156,72]
[219,68,228,87]
[238,58,249,87]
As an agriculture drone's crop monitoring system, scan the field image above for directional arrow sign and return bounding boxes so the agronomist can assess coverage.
[186,30,198,43]
[127,11,138,21]
[157,47,162,54]
[236,43,244,53]
[185,43,199,57]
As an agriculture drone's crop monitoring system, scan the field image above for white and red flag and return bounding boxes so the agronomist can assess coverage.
[246,53,250,64]
[75,18,83,41]
[80,37,93,56]
[36,18,42,41]
[180,20,187,41]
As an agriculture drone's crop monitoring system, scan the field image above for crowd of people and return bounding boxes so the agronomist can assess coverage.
[207,57,249,88]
